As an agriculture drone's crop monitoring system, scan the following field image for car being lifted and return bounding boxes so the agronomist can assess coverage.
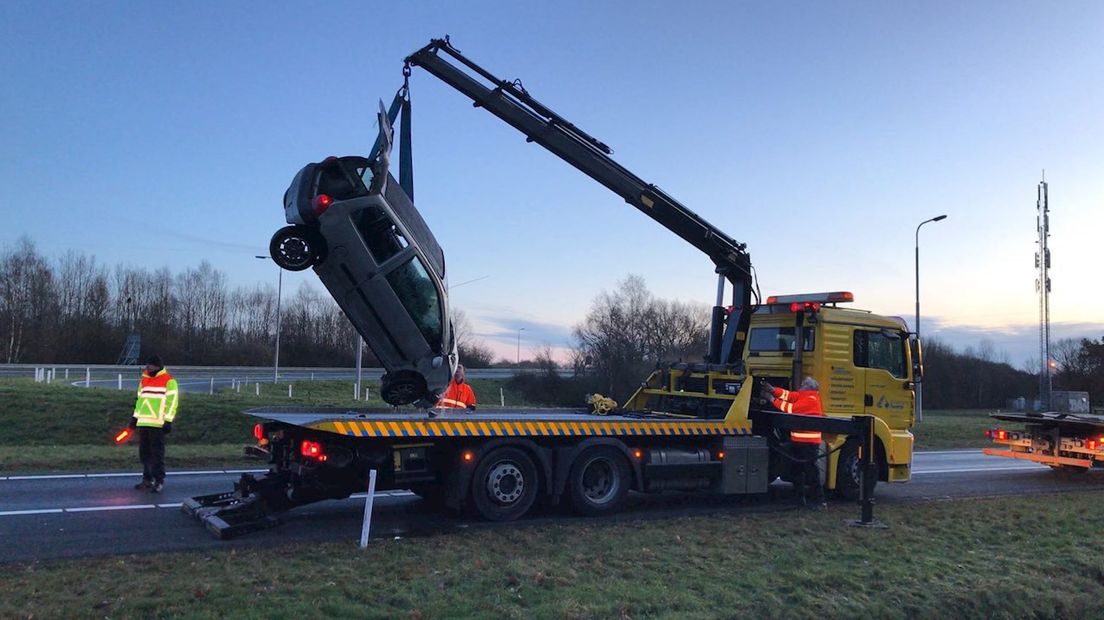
[268,112,456,407]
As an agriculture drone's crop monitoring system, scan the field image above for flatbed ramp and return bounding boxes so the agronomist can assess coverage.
[245,407,754,439]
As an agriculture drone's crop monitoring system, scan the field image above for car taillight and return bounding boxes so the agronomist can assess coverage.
[253,424,264,441]
[312,193,333,216]
[300,440,328,462]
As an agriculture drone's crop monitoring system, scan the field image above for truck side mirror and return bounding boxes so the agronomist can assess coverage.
[909,337,924,382]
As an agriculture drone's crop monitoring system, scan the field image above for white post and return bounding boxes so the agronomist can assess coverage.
[500,387,505,407]
[46,370,52,384]
[288,384,293,398]
[51,367,56,382]
[359,469,378,548]
[353,383,358,400]
[209,378,214,395]
[237,381,242,394]
[85,368,90,388]
[117,374,122,390]
[255,382,260,396]
[311,372,315,381]
[364,387,369,401]
[64,368,69,380]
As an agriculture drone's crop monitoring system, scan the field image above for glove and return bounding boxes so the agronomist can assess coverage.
[128,417,137,429]
[467,404,476,411]
[761,381,775,393]
[163,422,172,435]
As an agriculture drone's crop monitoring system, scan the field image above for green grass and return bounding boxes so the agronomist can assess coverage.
[0,377,532,472]
[3,492,1103,618]
[913,409,997,450]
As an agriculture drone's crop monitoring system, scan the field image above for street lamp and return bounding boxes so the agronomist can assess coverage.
[256,255,283,383]
[915,214,947,423]
[516,327,525,366]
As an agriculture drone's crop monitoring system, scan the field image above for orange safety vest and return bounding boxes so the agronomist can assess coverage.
[770,387,823,444]
[437,379,476,409]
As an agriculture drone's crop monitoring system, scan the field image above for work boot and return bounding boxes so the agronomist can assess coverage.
[134,479,151,490]
[151,481,164,494]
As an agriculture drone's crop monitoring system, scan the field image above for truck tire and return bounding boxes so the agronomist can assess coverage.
[835,441,877,502]
[470,447,539,522]
[567,446,631,517]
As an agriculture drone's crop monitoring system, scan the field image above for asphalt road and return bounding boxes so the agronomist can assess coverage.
[3,450,1100,564]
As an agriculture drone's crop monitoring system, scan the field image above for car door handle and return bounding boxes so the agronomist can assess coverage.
[864,394,873,406]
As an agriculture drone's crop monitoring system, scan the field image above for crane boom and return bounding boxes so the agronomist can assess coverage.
[405,37,754,365]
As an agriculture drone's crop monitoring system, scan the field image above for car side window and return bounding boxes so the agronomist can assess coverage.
[356,210,410,265]
[386,257,443,348]
[854,330,906,378]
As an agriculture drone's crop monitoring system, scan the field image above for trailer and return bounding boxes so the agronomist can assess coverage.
[184,387,880,538]
[984,411,1104,472]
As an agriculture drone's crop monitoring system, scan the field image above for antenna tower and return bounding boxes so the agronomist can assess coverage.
[1035,173,1052,410]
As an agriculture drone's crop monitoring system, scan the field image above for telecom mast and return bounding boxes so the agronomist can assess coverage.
[1036,173,1052,410]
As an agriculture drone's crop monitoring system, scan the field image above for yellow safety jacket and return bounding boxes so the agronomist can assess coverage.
[132,369,180,428]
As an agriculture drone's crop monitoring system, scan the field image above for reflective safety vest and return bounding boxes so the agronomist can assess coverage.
[437,379,476,409]
[770,387,823,444]
[132,369,180,428]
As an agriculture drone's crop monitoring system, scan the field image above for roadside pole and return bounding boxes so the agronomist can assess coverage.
[359,469,378,548]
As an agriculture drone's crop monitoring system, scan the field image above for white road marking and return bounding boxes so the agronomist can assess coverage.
[914,465,1044,474]
[2,469,267,482]
[0,508,64,516]
[65,504,157,513]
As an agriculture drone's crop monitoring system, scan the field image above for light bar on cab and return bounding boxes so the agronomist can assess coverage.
[765,291,855,305]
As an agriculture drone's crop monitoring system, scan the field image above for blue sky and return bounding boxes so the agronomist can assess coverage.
[2,1,1102,365]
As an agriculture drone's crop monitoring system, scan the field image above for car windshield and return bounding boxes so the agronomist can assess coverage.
[386,256,443,348]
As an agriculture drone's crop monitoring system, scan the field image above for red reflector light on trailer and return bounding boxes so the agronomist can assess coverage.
[1088,439,1100,451]
[996,430,1007,441]
[300,440,327,461]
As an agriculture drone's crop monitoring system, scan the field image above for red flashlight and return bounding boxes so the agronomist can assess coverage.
[114,428,133,444]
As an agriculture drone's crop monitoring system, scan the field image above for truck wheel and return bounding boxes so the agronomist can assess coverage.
[270,225,324,271]
[470,447,538,522]
[835,441,877,501]
[568,447,631,517]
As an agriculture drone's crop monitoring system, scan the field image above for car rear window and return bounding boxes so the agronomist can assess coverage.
[386,257,443,348]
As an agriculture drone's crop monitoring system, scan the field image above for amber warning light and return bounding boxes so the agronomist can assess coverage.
[114,428,132,444]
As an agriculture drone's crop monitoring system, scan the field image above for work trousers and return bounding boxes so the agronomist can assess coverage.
[137,427,166,483]
[793,442,825,503]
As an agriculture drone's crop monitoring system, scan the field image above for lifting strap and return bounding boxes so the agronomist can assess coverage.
[367,68,415,201]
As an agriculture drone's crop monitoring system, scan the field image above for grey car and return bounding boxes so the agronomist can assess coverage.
[269,133,456,406]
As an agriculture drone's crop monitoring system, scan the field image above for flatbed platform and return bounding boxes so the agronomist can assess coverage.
[246,407,753,439]
[991,411,1104,434]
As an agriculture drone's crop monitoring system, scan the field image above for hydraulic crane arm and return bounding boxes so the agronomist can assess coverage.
[404,37,755,366]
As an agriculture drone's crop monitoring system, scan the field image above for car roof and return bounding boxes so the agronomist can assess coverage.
[382,171,445,279]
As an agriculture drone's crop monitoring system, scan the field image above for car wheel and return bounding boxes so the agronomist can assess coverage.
[835,441,877,501]
[568,446,631,517]
[269,225,324,271]
[380,371,428,406]
[470,447,538,522]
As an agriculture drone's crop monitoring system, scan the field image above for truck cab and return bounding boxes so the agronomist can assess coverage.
[745,292,917,497]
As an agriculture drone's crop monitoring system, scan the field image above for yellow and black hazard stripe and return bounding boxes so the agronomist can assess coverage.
[307,419,752,439]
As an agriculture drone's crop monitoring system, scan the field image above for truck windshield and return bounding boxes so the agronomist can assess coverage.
[749,327,815,352]
[386,256,443,348]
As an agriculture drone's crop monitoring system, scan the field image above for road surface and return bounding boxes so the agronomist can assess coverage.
[2,450,1099,564]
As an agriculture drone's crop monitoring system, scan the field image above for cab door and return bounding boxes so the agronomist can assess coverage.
[853,329,912,428]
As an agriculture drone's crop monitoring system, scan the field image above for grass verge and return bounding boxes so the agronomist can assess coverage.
[3,492,1104,618]
[913,409,996,450]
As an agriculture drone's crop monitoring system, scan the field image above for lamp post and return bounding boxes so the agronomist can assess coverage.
[516,327,525,366]
[256,255,283,383]
[915,214,947,423]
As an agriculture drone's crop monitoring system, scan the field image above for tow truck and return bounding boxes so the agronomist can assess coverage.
[185,37,918,538]
[985,411,1104,473]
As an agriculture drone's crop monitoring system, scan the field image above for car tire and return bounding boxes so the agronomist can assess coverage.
[380,371,428,406]
[269,225,325,271]
[567,446,631,517]
[835,440,877,501]
[470,447,538,522]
